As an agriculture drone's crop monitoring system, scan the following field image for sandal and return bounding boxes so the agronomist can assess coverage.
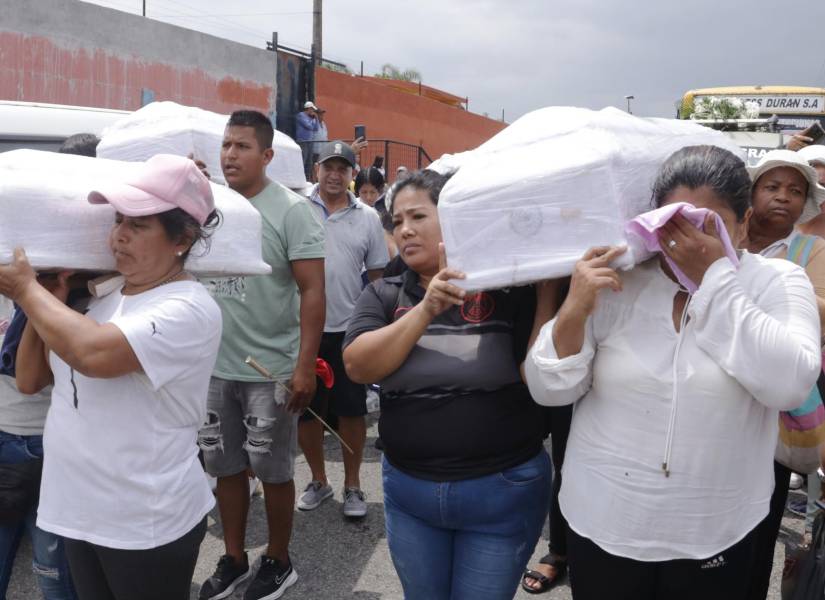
[520,554,567,594]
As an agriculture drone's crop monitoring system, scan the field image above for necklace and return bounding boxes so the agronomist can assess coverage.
[122,270,188,296]
[154,270,188,289]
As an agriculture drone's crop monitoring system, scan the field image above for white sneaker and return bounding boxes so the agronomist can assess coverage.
[790,472,805,490]
[343,487,367,518]
[297,480,333,511]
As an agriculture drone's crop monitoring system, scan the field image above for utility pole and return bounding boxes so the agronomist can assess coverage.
[312,0,322,66]
[142,0,146,16]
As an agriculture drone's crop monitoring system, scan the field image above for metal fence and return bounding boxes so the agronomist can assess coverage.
[353,139,432,177]
[298,139,432,181]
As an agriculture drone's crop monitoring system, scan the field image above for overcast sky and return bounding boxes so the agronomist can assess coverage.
[84,0,825,122]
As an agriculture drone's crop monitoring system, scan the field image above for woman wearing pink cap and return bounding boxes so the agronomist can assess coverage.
[0,154,222,600]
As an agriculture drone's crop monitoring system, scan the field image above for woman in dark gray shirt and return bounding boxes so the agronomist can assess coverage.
[344,170,556,600]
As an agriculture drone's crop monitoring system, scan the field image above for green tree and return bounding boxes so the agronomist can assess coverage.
[676,97,694,119]
[375,63,422,82]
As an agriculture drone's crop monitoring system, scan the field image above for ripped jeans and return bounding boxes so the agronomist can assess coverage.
[0,432,76,600]
[199,378,298,484]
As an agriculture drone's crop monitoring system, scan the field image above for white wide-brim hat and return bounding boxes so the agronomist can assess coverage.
[748,149,825,224]
[798,144,825,167]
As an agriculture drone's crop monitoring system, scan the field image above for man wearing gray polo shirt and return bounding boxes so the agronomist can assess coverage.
[297,141,389,518]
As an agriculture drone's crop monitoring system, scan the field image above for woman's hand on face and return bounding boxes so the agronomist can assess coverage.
[658,213,727,287]
[0,248,38,302]
[564,246,626,319]
[421,244,467,319]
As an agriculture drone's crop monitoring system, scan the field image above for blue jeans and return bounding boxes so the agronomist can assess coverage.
[383,450,551,600]
[0,432,76,600]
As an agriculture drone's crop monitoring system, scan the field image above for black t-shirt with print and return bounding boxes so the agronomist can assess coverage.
[343,270,544,482]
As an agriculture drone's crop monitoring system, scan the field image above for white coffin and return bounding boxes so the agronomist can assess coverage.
[436,107,745,291]
[97,101,307,190]
[0,150,270,276]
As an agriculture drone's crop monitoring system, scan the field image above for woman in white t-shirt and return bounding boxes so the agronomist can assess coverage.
[524,145,822,600]
[0,154,222,600]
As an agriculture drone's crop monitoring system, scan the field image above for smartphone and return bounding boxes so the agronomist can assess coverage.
[808,121,825,145]
[354,124,366,140]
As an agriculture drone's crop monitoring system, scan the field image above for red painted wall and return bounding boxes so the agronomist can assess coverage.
[0,29,502,160]
[0,31,273,114]
[316,68,505,160]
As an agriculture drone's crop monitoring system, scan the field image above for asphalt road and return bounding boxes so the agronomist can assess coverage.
[6,415,806,599]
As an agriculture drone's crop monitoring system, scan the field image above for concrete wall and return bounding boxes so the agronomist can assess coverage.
[0,0,503,157]
[0,0,277,114]
[316,68,506,160]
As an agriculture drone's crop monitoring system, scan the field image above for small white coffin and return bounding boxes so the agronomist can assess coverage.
[436,107,744,291]
[97,101,307,190]
[0,149,270,276]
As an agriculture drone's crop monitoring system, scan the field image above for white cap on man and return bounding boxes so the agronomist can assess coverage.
[304,101,318,110]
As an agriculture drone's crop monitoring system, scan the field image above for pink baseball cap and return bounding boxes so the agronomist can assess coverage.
[88,154,214,225]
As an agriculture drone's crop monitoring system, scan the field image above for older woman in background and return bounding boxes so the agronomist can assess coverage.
[741,149,825,600]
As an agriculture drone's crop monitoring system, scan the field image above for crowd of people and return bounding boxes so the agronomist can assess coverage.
[2,107,825,600]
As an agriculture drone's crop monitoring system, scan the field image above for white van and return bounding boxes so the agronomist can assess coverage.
[0,100,130,152]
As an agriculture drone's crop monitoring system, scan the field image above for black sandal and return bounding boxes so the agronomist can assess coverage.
[520,554,567,594]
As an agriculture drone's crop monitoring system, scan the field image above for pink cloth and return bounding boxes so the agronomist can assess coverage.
[625,202,739,293]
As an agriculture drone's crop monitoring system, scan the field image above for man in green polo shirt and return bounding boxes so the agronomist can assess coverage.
[198,110,325,600]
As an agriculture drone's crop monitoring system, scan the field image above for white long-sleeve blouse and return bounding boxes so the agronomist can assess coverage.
[524,253,821,561]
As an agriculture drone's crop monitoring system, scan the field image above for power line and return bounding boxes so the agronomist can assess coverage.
[85,0,305,49]
[152,11,310,18]
[151,0,272,40]
[79,0,142,14]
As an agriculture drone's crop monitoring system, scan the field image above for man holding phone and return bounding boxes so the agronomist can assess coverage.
[296,101,320,179]
[311,108,329,166]
[354,124,366,142]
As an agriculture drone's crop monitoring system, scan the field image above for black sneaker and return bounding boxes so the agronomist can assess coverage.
[199,553,251,600]
[243,556,298,600]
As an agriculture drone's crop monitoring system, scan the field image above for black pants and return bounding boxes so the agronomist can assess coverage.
[301,331,367,424]
[744,460,792,600]
[567,526,757,600]
[301,143,314,180]
[63,516,207,600]
[545,405,573,557]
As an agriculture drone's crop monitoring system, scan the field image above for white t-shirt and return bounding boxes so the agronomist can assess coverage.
[525,254,821,561]
[37,281,222,550]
